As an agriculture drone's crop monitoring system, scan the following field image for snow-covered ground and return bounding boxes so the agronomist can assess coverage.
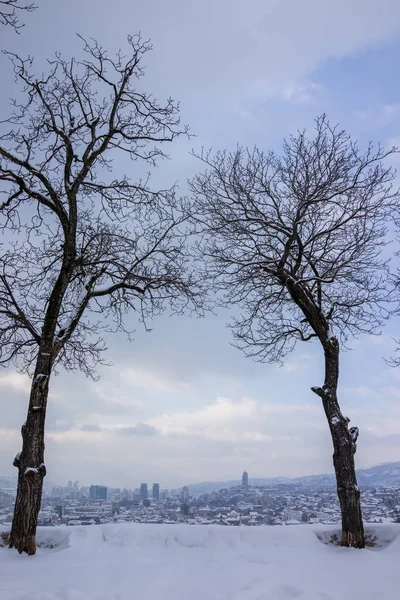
[1,523,400,600]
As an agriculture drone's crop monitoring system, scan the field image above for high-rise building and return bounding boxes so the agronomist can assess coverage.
[72,481,79,499]
[180,485,189,502]
[152,483,160,501]
[140,483,148,500]
[89,485,108,500]
[242,470,249,488]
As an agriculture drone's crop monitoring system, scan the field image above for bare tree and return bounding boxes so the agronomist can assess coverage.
[0,0,36,32]
[190,116,397,548]
[0,35,201,555]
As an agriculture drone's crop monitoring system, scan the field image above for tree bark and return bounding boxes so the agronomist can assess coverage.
[312,337,364,548]
[8,349,51,555]
[8,237,75,554]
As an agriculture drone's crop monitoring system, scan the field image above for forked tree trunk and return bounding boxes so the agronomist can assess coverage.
[312,337,364,548]
[9,349,52,555]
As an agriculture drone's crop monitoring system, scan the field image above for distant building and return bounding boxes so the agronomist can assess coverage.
[261,495,275,509]
[152,483,160,501]
[89,485,107,501]
[72,481,79,499]
[181,486,189,502]
[140,483,148,501]
[242,471,249,488]
[52,485,64,498]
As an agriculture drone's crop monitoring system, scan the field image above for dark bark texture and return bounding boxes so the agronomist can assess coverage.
[312,342,364,548]
[286,272,364,547]
[8,334,56,554]
[9,362,50,554]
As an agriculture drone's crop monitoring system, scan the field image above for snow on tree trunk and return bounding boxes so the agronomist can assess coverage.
[312,337,364,548]
[8,350,51,555]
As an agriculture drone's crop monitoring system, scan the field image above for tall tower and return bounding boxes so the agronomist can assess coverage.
[242,470,249,488]
[140,483,148,501]
[152,483,160,501]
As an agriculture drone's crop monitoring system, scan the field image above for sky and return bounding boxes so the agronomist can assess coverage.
[1,0,400,490]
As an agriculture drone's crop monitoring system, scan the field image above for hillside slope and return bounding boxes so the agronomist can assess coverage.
[187,461,400,493]
[1,522,400,599]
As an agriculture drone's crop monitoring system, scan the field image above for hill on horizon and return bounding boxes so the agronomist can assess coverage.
[185,461,400,494]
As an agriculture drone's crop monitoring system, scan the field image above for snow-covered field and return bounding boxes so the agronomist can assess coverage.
[1,523,400,600]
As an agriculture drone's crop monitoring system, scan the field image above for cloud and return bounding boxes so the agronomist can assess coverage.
[122,367,191,393]
[277,354,316,373]
[354,104,400,126]
[244,78,325,106]
[92,388,143,412]
[113,423,158,437]
[48,420,77,432]
[0,372,31,394]
[3,388,400,488]
[342,386,378,398]
[382,386,400,399]
[281,81,324,105]
[80,424,102,433]
[147,396,322,443]
[236,109,257,122]
[50,422,159,436]
[129,0,400,102]
[348,401,400,438]
[354,110,369,120]
[382,104,400,121]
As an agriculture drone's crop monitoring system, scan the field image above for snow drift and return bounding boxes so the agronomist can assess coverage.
[1,522,400,599]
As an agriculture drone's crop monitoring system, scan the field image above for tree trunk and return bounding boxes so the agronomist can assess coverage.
[312,337,364,548]
[8,352,51,555]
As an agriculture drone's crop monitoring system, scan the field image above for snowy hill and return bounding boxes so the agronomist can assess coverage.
[1,522,400,599]
[187,461,400,493]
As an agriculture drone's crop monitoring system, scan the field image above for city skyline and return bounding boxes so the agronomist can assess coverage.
[3,465,399,532]
[20,459,398,494]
